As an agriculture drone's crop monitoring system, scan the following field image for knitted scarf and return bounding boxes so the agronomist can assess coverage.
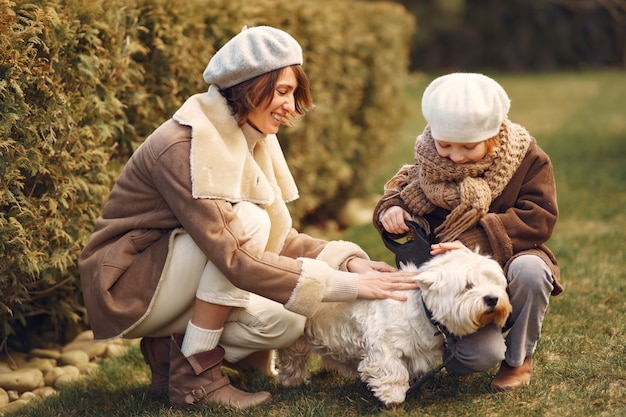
[399,119,533,242]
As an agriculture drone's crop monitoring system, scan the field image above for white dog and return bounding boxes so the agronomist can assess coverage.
[277,247,512,406]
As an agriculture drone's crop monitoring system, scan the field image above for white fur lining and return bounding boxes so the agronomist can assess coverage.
[316,240,370,270]
[284,258,330,317]
[173,85,298,203]
[172,85,298,253]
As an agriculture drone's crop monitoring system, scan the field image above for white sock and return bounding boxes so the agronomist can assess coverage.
[181,321,223,357]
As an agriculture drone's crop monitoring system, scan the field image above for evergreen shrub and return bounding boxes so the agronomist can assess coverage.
[0,0,414,346]
[0,0,144,347]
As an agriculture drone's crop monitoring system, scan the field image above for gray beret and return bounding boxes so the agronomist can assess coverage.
[203,26,303,89]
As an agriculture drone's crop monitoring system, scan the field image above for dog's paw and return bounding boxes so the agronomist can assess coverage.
[277,372,310,387]
[370,382,408,407]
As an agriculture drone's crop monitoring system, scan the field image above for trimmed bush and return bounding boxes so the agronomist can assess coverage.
[0,0,143,346]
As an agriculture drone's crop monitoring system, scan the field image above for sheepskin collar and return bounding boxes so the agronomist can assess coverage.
[172,85,299,205]
[172,85,298,253]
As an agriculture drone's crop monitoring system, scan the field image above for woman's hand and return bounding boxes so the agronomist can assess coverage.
[356,271,419,301]
[346,257,396,273]
[430,240,467,255]
[381,206,412,235]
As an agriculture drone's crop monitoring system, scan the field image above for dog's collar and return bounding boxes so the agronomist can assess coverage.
[408,293,457,396]
[419,293,451,337]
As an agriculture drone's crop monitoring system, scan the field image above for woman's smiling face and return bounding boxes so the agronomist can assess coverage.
[247,67,297,135]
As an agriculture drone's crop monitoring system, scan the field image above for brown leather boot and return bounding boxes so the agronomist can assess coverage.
[224,350,277,377]
[168,333,272,410]
[491,356,532,392]
[140,336,170,395]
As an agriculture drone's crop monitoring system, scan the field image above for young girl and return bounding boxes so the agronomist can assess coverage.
[373,72,563,391]
[79,26,417,410]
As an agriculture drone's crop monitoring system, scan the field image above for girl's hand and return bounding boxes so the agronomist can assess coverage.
[430,240,467,255]
[381,206,412,235]
[356,271,419,302]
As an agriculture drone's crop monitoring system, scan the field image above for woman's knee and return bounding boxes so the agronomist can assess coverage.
[277,313,307,346]
[232,202,271,246]
[227,296,306,347]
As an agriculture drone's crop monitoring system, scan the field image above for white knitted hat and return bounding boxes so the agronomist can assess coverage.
[203,26,303,89]
[421,73,511,143]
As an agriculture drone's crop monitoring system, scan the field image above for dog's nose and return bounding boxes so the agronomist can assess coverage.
[483,296,498,308]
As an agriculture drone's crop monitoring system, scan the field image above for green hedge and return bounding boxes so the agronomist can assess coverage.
[0,0,414,345]
[0,0,140,346]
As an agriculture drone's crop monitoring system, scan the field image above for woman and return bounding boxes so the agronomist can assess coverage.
[373,73,563,392]
[79,26,417,410]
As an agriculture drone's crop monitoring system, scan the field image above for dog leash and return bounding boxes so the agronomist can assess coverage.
[406,296,458,395]
[406,325,456,395]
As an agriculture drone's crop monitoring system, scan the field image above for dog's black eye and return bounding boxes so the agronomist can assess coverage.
[465,282,474,291]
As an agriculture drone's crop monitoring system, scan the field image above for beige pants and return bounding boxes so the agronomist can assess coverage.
[126,202,306,362]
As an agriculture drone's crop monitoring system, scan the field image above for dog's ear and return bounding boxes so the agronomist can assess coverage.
[414,269,438,290]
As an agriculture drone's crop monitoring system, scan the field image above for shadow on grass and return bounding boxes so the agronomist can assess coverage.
[4,345,503,417]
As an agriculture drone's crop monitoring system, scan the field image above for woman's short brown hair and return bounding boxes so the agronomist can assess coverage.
[219,65,313,127]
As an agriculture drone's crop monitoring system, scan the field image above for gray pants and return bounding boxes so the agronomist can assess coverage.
[446,254,554,374]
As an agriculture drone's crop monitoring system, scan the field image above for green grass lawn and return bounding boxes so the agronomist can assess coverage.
[9,70,626,416]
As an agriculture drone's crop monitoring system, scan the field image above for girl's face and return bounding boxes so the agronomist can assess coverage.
[434,139,489,164]
[247,67,297,135]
